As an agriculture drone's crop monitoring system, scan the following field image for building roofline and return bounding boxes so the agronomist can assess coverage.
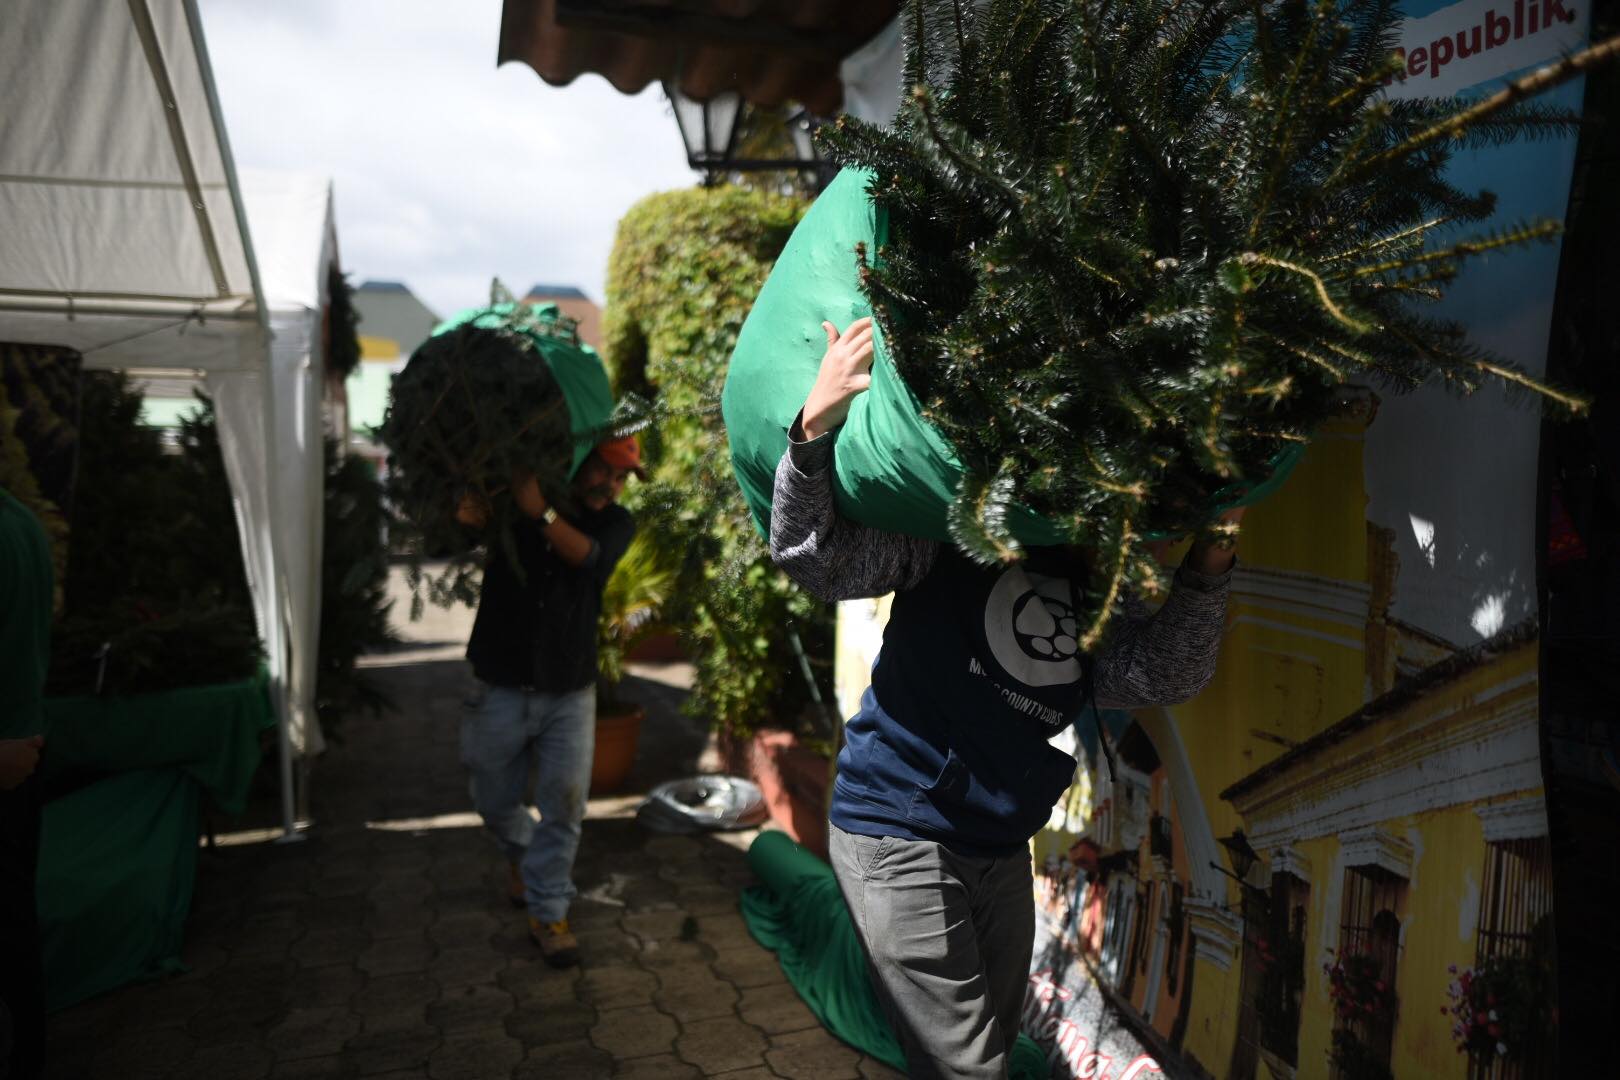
[525,283,590,301]
[1219,615,1539,803]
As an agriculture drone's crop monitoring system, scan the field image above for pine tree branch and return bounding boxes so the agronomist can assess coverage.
[1322,216,1452,266]
[1352,34,1620,178]
[1246,0,1334,243]
[1342,221,1561,279]
[1080,518,1135,653]
[1385,326,1591,415]
[1246,254,1371,332]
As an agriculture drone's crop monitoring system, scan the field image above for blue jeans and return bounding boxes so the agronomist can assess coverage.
[460,683,595,924]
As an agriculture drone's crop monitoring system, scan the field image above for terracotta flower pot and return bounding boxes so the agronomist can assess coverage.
[748,729,832,859]
[591,702,645,795]
[624,631,685,663]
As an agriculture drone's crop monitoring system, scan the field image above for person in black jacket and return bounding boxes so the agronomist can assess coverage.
[455,437,642,968]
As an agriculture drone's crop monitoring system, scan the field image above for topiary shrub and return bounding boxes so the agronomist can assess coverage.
[316,437,399,738]
[326,267,362,382]
[602,185,832,738]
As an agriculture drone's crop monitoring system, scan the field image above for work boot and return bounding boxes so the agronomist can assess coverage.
[506,862,525,908]
[530,917,580,968]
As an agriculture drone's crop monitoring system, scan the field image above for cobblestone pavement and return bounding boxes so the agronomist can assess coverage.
[44,584,903,1080]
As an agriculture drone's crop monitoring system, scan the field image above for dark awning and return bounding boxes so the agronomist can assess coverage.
[497,0,899,113]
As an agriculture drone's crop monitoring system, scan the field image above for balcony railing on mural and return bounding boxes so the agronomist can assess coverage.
[1465,838,1556,1080]
[1329,865,1404,1080]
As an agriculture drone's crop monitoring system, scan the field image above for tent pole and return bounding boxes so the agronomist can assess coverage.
[274,672,302,843]
[184,0,305,843]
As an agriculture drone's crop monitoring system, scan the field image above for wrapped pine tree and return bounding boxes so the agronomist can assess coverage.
[380,281,624,613]
[729,0,1613,646]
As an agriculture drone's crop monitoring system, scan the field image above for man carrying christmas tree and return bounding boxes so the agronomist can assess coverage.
[770,318,1240,1078]
[454,436,643,968]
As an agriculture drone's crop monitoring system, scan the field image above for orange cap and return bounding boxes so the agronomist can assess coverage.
[595,435,646,480]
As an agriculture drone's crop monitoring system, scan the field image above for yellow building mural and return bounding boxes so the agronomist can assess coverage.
[1016,386,1555,1080]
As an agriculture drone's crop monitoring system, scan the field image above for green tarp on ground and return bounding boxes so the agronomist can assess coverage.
[740,829,1051,1079]
[37,674,274,1010]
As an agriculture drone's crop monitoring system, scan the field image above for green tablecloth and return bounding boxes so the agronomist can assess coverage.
[740,830,1051,1079]
[40,672,274,816]
[36,674,275,1011]
[39,769,201,1010]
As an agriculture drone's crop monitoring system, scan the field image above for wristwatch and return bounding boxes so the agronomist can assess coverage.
[539,506,558,527]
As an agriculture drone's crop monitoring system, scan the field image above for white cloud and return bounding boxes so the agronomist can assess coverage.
[197,0,696,315]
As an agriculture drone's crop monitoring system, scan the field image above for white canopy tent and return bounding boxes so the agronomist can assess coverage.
[0,0,331,838]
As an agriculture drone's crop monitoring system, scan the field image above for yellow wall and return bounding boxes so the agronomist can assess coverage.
[1172,405,1376,918]
[359,334,399,360]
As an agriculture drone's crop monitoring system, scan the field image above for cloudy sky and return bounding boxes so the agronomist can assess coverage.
[197,0,697,318]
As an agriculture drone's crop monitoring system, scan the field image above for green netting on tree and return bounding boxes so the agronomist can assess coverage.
[431,298,616,481]
[379,283,621,612]
[725,0,1608,646]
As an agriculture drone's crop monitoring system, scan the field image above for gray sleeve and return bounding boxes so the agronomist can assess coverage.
[769,418,939,602]
[1092,560,1233,709]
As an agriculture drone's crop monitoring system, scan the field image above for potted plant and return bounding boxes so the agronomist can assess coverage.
[600,185,838,844]
[590,531,675,794]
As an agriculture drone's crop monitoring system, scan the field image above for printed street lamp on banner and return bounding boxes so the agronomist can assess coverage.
[1211,828,1261,889]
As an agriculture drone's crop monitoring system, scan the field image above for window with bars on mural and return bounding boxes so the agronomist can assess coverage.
[1121,879,1154,999]
[1150,814,1173,860]
[1329,865,1405,1080]
[1465,837,1555,1080]
[1139,880,1156,976]
[1259,872,1310,1068]
[1100,876,1137,988]
[1165,881,1186,998]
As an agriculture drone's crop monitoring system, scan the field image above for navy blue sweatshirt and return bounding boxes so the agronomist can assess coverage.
[769,422,1231,855]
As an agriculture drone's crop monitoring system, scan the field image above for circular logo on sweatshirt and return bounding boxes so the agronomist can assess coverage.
[984,566,1082,688]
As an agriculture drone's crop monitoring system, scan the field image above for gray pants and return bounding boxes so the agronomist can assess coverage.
[829,824,1035,1080]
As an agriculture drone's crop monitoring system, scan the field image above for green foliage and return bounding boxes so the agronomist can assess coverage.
[0,344,80,603]
[49,604,261,697]
[603,185,833,735]
[597,530,677,706]
[1445,926,1556,1064]
[603,187,804,405]
[326,266,363,380]
[316,440,399,738]
[48,377,260,695]
[819,0,1605,644]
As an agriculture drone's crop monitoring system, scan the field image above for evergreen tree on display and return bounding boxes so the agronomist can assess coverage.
[819,0,1616,645]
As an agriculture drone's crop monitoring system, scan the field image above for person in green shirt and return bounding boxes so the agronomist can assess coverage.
[1,487,52,1080]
